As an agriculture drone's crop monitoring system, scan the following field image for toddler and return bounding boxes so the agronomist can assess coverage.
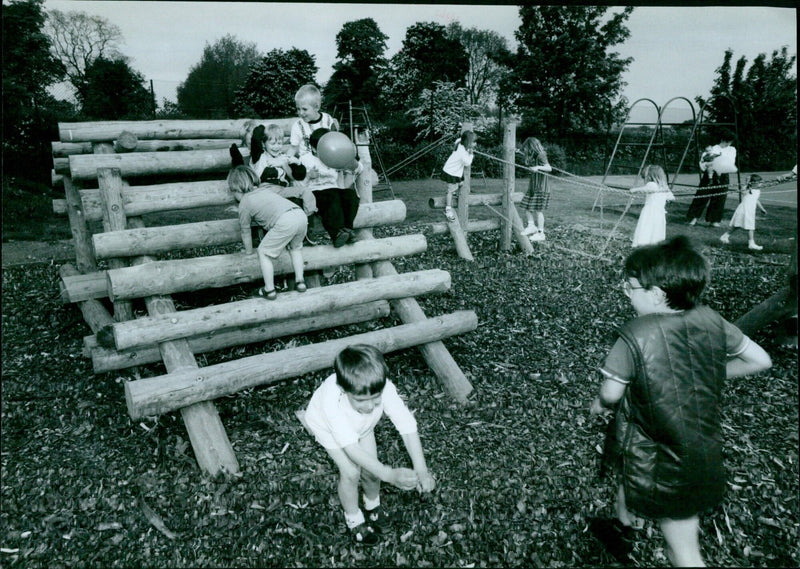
[440,131,476,222]
[227,165,308,300]
[590,235,771,566]
[290,84,339,158]
[719,174,767,250]
[630,164,674,248]
[298,344,436,545]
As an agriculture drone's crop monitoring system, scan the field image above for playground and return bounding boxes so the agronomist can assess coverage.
[1,115,798,567]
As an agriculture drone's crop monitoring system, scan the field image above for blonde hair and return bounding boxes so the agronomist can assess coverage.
[520,137,547,166]
[227,165,259,194]
[295,84,321,109]
[642,164,668,189]
[266,123,284,142]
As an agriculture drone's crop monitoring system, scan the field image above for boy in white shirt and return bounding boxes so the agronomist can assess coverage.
[297,344,436,545]
[290,84,339,158]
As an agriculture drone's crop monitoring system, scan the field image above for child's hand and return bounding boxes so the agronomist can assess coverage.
[225,205,239,214]
[589,396,612,418]
[388,467,418,491]
[415,470,436,493]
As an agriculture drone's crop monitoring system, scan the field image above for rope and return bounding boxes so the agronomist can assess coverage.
[384,134,449,177]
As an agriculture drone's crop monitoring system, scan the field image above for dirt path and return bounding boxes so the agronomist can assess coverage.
[2,239,76,268]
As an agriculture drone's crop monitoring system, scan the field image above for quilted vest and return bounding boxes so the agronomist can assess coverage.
[612,305,727,519]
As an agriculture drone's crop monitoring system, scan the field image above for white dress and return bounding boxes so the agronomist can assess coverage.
[729,189,760,231]
[632,181,675,247]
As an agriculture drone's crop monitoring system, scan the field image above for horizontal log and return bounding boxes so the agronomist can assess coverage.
[126,309,477,419]
[107,232,425,301]
[61,270,108,303]
[52,180,232,220]
[59,264,114,333]
[54,157,70,175]
[430,218,501,235]
[53,139,244,157]
[428,192,524,209]
[93,200,406,259]
[89,301,390,373]
[52,141,94,157]
[52,171,63,188]
[68,147,252,181]
[112,268,450,350]
[59,118,295,143]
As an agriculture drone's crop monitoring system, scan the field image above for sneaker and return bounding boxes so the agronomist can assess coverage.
[348,523,379,546]
[588,517,635,563]
[748,242,763,251]
[334,228,351,248]
[295,281,307,293]
[444,206,456,222]
[688,218,698,226]
[530,232,545,242]
[365,506,392,534]
[719,233,730,244]
[522,225,537,236]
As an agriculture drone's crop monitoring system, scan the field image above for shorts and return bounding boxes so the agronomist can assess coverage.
[257,208,307,258]
[441,171,462,185]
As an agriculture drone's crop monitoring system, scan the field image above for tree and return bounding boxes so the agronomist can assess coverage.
[377,22,469,114]
[698,47,797,170]
[323,18,389,112]
[78,57,153,120]
[44,8,122,92]
[406,81,492,141]
[233,48,317,118]
[500,6,634,137]
[445,22,512,107]
[3,0,66,181]
[177,35,261,118]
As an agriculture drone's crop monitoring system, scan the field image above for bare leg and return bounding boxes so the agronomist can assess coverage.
[615,484,644,529]
[325,447,362,517]
[445,183,459,208]
[359,430,381,502]
[289,248,305,284]
[257,250,275,292]
[660,516,705,567]
[536,211,545,233]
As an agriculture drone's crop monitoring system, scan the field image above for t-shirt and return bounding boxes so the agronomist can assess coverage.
[237,187,299,232]
[290,112,337,157]
[600,315,749,385]
[299,153,363,192]
[303,374,418,449]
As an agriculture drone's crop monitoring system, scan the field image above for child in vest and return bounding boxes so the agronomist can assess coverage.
[290,84,339,158]
[440,131,476,221]
[227,165,308,300]
[297,344,436,546]
[719,174,767,251]
[590,235,771,566]
[299,127,362,247]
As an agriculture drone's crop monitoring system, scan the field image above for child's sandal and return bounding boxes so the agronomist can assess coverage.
[295,281,307,293]
[256,287,277,300]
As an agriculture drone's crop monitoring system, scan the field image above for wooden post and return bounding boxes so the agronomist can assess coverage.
[97,168,134,322]
[354,126,374,280]
[457,122,473,227]
[63,177,97,273]
[500,118,518,251]
[447,218,475,261]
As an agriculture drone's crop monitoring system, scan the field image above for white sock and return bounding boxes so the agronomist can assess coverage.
[363,494,380,511]
[344,509,365,529]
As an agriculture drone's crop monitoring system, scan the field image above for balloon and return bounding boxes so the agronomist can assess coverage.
[317,131,357,170]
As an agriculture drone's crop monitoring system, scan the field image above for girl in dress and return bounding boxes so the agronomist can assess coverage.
[719,174,766,251]
[630,165,674,248]
[519,137,553,241]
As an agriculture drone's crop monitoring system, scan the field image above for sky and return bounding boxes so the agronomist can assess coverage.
[43,1,797,122]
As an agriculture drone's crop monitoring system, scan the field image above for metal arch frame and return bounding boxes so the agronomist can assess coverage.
[658,96,699,190]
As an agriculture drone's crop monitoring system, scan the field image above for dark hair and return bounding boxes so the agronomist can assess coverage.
[334,344,388,396]
[309,127,330,151]
[747,173,762,188]
[624,235,709,310]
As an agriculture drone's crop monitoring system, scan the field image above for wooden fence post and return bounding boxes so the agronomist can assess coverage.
[501,119,518,251]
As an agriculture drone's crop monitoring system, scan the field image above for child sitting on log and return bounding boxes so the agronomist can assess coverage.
[298,127,362,247]
[297,344,436,546]
[226,165,308,300]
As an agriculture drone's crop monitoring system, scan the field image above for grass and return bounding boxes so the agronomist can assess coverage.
[1,172,798,567]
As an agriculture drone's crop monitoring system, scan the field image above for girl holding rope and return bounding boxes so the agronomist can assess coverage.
[630,165,674,248]
[519,137,553,241]
[440,131,476,221]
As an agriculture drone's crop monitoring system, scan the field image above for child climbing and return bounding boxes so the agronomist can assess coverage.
[440,131,476,222]
[519,137,553,241]
[297,344,436,546]
[630,164,674,248]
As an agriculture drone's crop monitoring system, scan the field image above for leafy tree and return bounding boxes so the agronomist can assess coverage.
[44,8,122,92]
[406,81,492,141]
[177,35,261,118]
[233,48,317,118]
[323,18,388,111]
[3,0,66,181]
[78,57,153,120]
[377,22,469,114]
[445,22,512,107]
[500,6,634,137]
[698,47,797,169]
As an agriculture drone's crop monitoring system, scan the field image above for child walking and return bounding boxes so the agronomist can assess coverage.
[589,235,772,566]
[719,174,767,250]
[630,164,675,248]
[297,344,436,546]
[518,137,553,241]
[290,84,339,159]
[227,165,308,300]
[440,131,476,222]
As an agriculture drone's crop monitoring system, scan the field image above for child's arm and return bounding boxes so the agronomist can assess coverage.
[590,375,627,417]
[726,338,772,378]
[341,443,418,491]
[237,206,255,254]
[400,432,435,492]
[757,199,767,215]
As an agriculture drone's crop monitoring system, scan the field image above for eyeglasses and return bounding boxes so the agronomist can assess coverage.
[621,280,645,296]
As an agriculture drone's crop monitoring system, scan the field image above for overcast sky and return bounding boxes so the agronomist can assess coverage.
[43,1,796,121]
